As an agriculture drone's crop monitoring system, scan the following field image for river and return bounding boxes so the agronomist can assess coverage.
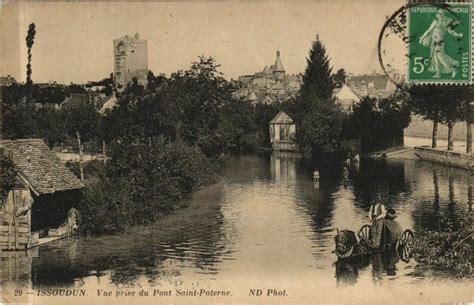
[2,153,473,303]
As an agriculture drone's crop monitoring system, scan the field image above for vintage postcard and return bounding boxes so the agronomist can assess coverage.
[1,1,473,304]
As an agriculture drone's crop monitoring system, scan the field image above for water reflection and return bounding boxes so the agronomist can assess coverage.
[1,154,472,290]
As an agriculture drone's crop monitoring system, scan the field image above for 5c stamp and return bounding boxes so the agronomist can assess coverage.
[408,3,472,84]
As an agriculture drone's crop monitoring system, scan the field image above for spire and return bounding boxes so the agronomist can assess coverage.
[273,50,285,72]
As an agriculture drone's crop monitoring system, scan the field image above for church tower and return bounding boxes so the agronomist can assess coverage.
[272,51,285,80]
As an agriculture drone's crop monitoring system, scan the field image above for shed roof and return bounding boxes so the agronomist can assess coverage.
[270,111,294,124]
[1,139,84,195]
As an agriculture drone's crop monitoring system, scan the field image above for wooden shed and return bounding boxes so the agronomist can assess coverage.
[0,139,84,250]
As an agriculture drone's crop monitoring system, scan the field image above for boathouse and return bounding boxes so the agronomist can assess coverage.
[269,111,298,151]
[0,139,84,250]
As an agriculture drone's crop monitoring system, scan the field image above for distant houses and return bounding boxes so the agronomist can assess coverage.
[1,139,84,250]
[346,71,400,99]
[233,51,302,105]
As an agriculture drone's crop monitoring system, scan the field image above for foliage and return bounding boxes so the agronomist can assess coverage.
[0,150,17,200]
[65,160,106,180]
[218,98,258,151]
[408,84,469,125]
[344,92,411,152]
[297,102,347,159]
[106,56,256,155]
[78,178,130,235]
[299,35,335,103]
[412,212,472,278]
[77,139,217,234]
[284,35,344,159]
[25,23,36,87]
[62,98,102,144]
[255,103,279,147]
[333,68,347,88]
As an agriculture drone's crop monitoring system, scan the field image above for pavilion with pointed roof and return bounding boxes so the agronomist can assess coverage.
[269,111,298,151]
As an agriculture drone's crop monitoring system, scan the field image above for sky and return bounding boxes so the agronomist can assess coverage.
[1,0,406,84]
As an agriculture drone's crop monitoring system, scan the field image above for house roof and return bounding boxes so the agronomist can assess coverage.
[270,111,294,124]
[62,94,90,107]
[1,139,84,195]
[246,90,258,102]
[0,76,17,86]
[99,95,118,114]
[346,74,389,91]
[262,65,272,75]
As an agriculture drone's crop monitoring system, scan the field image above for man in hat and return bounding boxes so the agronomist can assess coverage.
[368,199,386,249]
[383,208,403,249]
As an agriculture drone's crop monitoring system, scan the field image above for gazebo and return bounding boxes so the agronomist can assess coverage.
[269,111,298,151]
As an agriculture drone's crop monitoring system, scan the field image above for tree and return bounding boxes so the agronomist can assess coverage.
[347,92,410,154]
[292,35,344,159]
[408,85,446,148]
[297,102,346,159]
[333,68,347,88]
[25,23,36,87]
[299,35,335,105]
[62,98,102,146]
[0,150,17,201]
[152,56,233,156]
[467,100,473,154]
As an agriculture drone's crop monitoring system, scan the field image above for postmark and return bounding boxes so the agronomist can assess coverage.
[407,2,472,84]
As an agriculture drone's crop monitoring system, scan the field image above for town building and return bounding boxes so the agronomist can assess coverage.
[345,70,401,99]
[0,75,17,87]
[233,51,302,105]
[113,33,148,91]
[333,84,361,112]
[269,111,298,152]
[0,139,84,250]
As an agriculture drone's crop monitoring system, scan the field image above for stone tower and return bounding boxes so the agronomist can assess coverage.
[272,51,285,80]
[113,33,148,91]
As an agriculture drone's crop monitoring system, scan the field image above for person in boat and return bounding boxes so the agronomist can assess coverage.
[368,199,386,249]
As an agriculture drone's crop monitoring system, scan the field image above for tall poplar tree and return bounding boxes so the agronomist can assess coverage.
[25,23,36,87]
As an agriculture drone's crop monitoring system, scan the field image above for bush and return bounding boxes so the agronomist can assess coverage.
[77,140,217,235]
[78,178,129,235]
[412,213,472,278]
[65,160,106,180]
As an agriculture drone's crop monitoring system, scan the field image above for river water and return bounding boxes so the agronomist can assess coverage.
[2,153,473,303]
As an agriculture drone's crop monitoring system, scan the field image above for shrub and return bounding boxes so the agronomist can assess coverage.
[412,212,472,278]
[78,178,130,235]
[77,140,217,235]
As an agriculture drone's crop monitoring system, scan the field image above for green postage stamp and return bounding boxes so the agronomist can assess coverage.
[408,3,472,84]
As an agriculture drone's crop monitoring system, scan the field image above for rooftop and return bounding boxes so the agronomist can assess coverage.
[1,139,84,195]
[270,111,294,124]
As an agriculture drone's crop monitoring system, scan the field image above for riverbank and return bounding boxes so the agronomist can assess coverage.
[414,147,473,171]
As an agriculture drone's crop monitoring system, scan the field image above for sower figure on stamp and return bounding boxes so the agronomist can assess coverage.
[419,9,463,78]
[368,198,386,249]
